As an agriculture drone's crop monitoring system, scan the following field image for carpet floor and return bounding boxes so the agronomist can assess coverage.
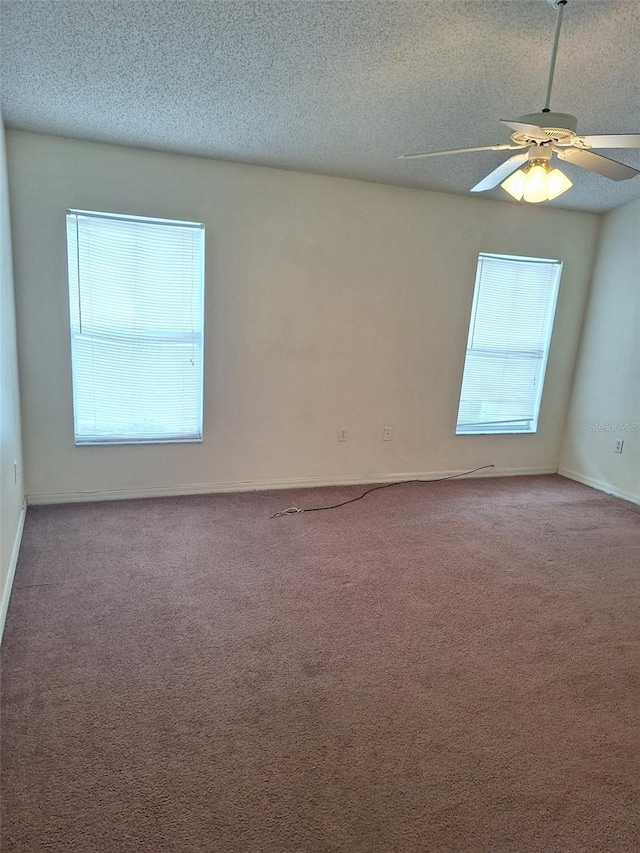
[1,474,639,852]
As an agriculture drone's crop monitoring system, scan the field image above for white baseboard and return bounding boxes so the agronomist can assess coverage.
[26,466,557,505]
[1,500,27,643]
[558,467,640,506]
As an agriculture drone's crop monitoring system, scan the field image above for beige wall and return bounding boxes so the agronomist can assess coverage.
[1,116,25,635]
[8,131,599,503]
[560,198,640,504]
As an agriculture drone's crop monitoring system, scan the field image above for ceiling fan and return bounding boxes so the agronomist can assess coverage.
[399,0,640,202]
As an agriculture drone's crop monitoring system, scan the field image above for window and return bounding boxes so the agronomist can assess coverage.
[456,253,561,435]
[66,210,205,445]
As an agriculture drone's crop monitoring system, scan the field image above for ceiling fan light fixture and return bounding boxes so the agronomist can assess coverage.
[501,160,572,203]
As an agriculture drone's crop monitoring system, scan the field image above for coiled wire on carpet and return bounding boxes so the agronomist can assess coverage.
[270,464,495,518]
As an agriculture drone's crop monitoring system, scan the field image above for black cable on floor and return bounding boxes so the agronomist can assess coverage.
[270,464,495,518]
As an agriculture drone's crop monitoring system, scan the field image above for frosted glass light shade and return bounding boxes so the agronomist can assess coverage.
[523,164,550,203]
[501,169,527,201]
[546,168,573,200]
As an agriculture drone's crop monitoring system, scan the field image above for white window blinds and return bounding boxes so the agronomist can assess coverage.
[456,253,561,435]
[66,210,205,445]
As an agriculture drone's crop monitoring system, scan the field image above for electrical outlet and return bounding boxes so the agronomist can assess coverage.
[338,427,348,442]
[615,439,624,454]
[383,427,393,441]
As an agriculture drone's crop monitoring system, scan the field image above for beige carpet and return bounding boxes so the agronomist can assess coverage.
[1,474,639,852]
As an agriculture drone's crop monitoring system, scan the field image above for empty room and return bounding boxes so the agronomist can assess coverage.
[1,1,639,850]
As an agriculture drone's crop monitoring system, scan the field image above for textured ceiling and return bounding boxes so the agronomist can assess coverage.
[1,0,640,213]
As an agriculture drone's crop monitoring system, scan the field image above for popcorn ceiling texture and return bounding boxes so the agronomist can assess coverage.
[1,0,639,213]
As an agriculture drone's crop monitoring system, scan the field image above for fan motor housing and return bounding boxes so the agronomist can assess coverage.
[512,112,578,145]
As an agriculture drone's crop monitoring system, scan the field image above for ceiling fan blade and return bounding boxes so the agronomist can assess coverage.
[575,133,640,149]
[399,143,524,160]
[470,152,530,193]
[557,148,639,181]
[500,119,547,139]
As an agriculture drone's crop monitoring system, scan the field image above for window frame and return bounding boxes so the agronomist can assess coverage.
[455,252,562,436]
[66,209,206,446]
